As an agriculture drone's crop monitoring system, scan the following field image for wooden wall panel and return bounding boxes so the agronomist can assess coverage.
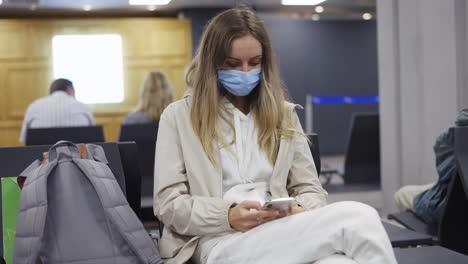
[5,66,50,118]
[147,29,187,56]
[27,24,53,59]
[168,67,189,99]
[0,23,28,59]
[0,125,22,147]
[0,18,192,147]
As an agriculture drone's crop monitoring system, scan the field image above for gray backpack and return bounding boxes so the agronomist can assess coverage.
[13,141,163,264]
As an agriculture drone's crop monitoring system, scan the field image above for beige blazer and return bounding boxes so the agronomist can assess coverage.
[154,96,327,264]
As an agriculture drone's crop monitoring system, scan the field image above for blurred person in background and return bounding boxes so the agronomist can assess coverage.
[19,78,95,143]
[395,108,468,225]
[123,70,174,125]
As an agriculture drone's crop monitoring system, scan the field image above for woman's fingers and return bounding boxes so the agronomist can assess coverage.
[230,201,292,232]
[243,209,278,221]
[260,216,280,223]
[239,200,262,210]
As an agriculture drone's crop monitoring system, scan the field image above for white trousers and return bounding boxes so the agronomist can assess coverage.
[202,201,397,264]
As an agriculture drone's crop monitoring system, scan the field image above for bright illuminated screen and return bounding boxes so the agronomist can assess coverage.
[52,34,124,104]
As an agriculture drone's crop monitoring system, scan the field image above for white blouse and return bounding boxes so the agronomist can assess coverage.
[194,99,275,264]
[219,99,273,205]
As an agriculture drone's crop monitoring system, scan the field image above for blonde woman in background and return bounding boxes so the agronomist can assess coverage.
[123,70,174,125]
[154,8,397,264]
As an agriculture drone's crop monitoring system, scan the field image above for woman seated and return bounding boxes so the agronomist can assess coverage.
[123,70,174,125]
[154,7,397,264]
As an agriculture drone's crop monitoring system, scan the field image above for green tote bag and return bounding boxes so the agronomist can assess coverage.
[1,177,23,264]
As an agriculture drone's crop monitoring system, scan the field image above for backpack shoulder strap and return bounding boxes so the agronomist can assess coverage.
[14,161,55,264]
[14,141,80,264]
[74,145,162,264]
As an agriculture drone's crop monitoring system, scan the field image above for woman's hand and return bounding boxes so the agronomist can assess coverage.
[288,204,305,215]
[228,200,286,232]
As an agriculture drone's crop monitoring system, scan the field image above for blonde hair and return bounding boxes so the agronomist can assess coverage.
[135,70,174,122]
[186,8,297,166]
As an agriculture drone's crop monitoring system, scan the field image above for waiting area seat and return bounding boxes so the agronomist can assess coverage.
[306,133,321,174]
[395,246,468,264]
[381,222,433,248]
[307,133,340,185]
[388,211,438,237]
[441,126,468,254]
[388,126,468,255]
[343,113,380,184]
[25,126,105,145]
[118,123,158,221]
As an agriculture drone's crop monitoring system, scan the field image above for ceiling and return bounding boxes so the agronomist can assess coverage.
[0,0,376,19]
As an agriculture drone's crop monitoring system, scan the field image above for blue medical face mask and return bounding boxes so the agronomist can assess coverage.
[217,68,262,97]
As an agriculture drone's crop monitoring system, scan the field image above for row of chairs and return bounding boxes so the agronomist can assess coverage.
[24,112,380,203]
[25,124,158,189]
[311,113,381,185]
[23,112,382,190]
[5,125,468,262]
[25,124,159,221]
[343,113,380,184]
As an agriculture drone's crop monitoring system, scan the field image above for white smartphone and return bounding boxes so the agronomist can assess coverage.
[262,197,295,211]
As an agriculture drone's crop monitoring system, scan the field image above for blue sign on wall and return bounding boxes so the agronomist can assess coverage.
[311,96,379,104]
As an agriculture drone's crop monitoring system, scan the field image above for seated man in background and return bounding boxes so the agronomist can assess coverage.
[19,78,95,143]
[394,108,468,224]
